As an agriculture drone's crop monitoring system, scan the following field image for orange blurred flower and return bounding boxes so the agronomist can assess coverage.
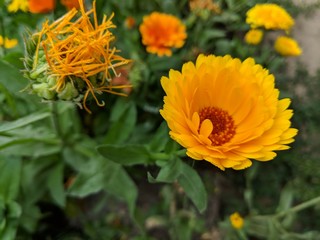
[189,0,220,14]
[61,0,80,10]
[125,16,136,29]
[139,12,187,57]
[28,0,55,13]
[111,65,133,95]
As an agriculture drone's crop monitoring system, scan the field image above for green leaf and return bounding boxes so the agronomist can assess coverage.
[277,183,295,228]
[0,156,21,201]
[277,183,294,212]
[148,158,182,183]
[0,59,26,94]
[67,157,137,217]
[148,159,207,213]
[104,164,138,217]
[2,52,25,69]
[104,99,137,144]
[1,141,60,157]
[149,122,171,152]
[63,146,100,174]
[199,30,226,47]
[97,144,151,165]
[67,164,107,197]
[6,201,21,219]
[178,162,207,213]
[0,216,19,240]
[0,111,50,133]
[47,163,66,207]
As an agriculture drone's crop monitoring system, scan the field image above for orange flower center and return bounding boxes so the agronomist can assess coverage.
[199,106,236,146]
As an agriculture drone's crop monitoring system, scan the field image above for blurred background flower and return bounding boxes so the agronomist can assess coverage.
[7,0,28,12]
[0,35,18,48]
[229,212,244,230]
[28,0,55,13]
[274,35,302,56]
[246,3,294,31]
[60,0,80,10]
[244,29,264,45]
[139,12,187,57]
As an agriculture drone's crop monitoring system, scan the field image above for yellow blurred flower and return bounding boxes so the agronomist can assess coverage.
[139,12,187,57]
[160,54,297,170]
[7,0,28,12]
[26,0,130,112]
[230,212,244,229]
[274,36,302,57]
[244,29,263,45]
[246,3,294,31]
[0,35,18,49]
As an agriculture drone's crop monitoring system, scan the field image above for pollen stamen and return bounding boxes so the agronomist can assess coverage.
[32,0,130,113]
[199,106,236,146]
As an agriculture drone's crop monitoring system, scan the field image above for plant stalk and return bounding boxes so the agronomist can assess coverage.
[275,196,320,219]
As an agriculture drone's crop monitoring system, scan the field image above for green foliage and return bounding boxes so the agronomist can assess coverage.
[0,0,320,239]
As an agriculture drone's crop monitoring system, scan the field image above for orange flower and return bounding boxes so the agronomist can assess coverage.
[60,0,80,10]
[27,0,130,112]
[125,16,136,29]
[189,0,221,14]
[111,65,133,95]
[139,12,187,57]
[160,55,297,170]
[28,0,55,13]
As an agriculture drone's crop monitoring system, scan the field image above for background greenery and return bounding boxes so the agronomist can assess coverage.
[1,0,320,239]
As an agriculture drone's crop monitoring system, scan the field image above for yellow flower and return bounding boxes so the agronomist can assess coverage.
[0,35,18,49]
[160,54,297,170]
[139,12,187,57]
[274,36,302,57]
[230,212,244,229]
[246,3,294,31]
[25,0,130,113]
[7,0,28,12]
[244,29,263,45]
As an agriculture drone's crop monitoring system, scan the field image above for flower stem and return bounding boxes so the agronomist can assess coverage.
[275,196,320,219]
[50,102,63,140]
[237,229,248,240]
[176,149,186,157]
[150,152,170,161]
[0,16,7,56]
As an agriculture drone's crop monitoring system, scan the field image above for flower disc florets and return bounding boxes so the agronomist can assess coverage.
[24,0,130,112]
[160,54,298,170]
